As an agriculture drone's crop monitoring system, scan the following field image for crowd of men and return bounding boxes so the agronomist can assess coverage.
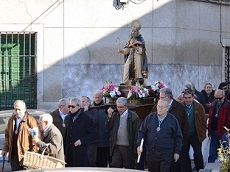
[1,81,230,172]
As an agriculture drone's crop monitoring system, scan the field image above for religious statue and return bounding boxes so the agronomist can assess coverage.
[119,20,148,85]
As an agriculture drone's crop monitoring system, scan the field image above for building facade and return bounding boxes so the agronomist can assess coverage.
[0,0,229,110]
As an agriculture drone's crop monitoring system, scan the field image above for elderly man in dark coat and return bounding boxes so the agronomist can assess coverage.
[152,87,190,172]
[106,97,141,169]
[138,99,183,172]
[65,97,98,167]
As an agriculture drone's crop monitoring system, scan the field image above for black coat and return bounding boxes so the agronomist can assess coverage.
[65,108,98,167]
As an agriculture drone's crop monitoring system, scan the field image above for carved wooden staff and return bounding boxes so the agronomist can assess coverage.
[116,37,123,82]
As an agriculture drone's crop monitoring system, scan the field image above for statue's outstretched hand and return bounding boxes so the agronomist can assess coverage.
[118,50,124,54]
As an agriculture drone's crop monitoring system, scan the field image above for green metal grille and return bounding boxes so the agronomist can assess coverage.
[0,32,37,110]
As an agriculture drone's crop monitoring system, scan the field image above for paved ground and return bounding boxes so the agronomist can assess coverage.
[0,158,203,172]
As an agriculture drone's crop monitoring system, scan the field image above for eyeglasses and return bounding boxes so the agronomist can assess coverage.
[68,105,76,108]
[222,87,228,90]
[215,97,223,100]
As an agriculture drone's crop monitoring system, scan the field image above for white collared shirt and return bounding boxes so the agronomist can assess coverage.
[59,109,67,122]
[169,99,173,107]
[15,117,22,131]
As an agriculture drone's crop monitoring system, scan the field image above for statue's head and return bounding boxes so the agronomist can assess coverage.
[131,20,141,38]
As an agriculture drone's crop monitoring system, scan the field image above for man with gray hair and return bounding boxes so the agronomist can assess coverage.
[50,98,70,139]
[33,113,65,162]
[106,97,141,169]
[80,96,99,167]
[138,99,182,172]
[152,87,190,172]
[92,90,110,167]
[65,97,98,167]
[1,100,39,171]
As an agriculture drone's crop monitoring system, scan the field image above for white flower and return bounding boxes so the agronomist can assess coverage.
[151,84,158,90]
[114,87,121,96]
[138,93,143,98]
[110,91,116,98]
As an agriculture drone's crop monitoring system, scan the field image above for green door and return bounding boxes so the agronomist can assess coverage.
[0,33,37,110]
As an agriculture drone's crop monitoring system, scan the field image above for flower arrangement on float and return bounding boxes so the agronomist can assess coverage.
[127,82,149,100]
[101,81,121,98]
[150,81,167,97]
[218,126,230,171]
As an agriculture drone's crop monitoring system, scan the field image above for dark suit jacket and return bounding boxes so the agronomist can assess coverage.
[37,124,65,161]
[50,109,68,139]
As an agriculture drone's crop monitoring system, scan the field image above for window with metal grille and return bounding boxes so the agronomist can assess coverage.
[0,32,37,110]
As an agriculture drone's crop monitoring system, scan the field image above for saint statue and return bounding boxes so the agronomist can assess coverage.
[119,20,148,85]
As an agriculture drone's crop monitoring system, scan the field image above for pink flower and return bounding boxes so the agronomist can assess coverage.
[127,85,149,100]
[102,81,121,98]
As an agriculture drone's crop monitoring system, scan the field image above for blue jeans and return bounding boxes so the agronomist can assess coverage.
[208,130,228,163]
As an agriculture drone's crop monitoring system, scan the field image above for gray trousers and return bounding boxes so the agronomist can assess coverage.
[111,145,134,169]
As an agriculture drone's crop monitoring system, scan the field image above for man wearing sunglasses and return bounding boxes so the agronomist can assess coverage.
[208,89,230,163]
[218,82,230,101]
[65,97,98,167]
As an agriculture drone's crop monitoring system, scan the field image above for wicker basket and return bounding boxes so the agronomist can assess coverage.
[22,151,66,169]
